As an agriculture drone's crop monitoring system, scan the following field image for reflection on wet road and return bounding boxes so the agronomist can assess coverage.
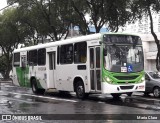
[0,82,160,123]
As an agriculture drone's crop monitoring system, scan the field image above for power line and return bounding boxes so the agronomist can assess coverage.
[0,1,18,12]
[0,4,13,12]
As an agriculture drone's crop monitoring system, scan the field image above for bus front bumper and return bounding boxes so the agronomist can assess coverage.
[101,81,145,94]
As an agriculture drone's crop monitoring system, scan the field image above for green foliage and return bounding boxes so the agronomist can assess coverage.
[70,0,133,33]
[0,7,31,78]
[7,0,134,37]
[7,0,72,42]
[0,8,32,49]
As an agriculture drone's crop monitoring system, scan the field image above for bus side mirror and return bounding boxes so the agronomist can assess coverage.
[104,49,107,56]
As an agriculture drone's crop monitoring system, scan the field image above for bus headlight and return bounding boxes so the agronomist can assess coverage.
[138,76,145,83]
[107,77,111,82]
[141,76,145,81]
[104,77,112,83]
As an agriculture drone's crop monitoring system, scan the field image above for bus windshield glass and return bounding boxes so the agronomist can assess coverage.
[103,35,143,73]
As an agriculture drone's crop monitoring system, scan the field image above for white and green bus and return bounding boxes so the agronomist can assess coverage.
[11,33,145,99]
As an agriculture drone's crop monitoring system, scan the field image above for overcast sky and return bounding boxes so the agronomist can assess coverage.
[0,0,7,10]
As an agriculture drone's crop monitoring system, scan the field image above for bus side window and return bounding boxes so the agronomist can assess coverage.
[38,48,46,66]
[28,50,37,66]
[74,42,87,63]
[57,46,60,64]
[60,44,73,64]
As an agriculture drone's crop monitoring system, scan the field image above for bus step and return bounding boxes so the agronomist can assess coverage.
[46,88,58,93]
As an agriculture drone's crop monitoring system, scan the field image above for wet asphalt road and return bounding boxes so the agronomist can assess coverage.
[0,81,160,123]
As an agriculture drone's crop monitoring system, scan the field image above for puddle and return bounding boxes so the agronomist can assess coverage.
[0,91,8,96]
[0,99,12,108]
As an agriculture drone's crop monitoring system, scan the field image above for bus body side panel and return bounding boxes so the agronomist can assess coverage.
[12,51,30,87]
[28,66,47,89]
[12,53,47,89]
[15,66,30,87]
[56,64,88,92]
[12,65,47,89]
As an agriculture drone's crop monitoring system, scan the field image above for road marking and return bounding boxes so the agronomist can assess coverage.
[8,92,78,103]
[98,101,104,103]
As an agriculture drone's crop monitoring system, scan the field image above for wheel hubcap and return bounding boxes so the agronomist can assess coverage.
[77,86,83,97]
[32,84,36,92]
[154,89,160,97]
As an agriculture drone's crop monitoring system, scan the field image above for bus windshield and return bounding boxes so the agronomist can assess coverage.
[103,35,143,73]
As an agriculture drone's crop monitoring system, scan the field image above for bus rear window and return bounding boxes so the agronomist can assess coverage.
[13,53,20,66]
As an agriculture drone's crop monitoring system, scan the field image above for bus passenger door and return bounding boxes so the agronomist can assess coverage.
[89,46,101,92]
[47,52,56,88]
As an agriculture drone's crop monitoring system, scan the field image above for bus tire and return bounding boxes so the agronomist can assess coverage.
[127,92,132,96]
[75,81,88,99]
[31,79,39,94]
[111,93,121,99]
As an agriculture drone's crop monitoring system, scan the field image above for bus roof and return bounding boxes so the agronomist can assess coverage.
[13,32,139,53]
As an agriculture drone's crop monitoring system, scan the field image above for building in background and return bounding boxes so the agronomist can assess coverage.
[122,12,160,34]
[139,33,160,71]
[121,12,160,71]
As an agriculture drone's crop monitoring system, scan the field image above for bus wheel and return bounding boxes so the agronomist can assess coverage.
[31,79,39,94]
[75,81,88,99]
[111,93,121,99]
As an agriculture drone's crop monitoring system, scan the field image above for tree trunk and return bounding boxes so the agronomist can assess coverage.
[148,6,160,71]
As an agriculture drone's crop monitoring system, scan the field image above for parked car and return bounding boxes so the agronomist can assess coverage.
[145,71,160,97]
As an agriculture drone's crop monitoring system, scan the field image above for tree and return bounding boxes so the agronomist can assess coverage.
[0,56,9,78]
[0,8,31,78]
[8,0,134,37]
[70,0,132,34]
[131,0,160,71]
[8,0,72,42]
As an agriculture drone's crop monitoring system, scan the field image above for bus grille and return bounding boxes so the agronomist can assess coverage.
[120,85,134,90]
[117,81,135,84]
[114,76,138,80]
